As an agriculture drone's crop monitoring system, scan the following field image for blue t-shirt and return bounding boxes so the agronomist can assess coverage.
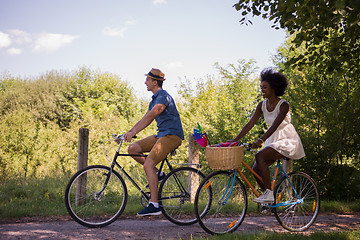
[149,89,184,140]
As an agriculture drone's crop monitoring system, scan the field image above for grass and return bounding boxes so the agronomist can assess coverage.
[321,200,360,213]
[0,176,68,218]
[1,175,360,219]
[195,230,360,240]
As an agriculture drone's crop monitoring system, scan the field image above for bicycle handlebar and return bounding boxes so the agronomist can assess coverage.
[112,134,124,141]
[239,143,257,152]
[112,134,137,142]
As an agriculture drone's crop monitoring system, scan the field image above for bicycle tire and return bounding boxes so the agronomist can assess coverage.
[273,171,320,232]
[65,165,128,228]
[194,170,248,235]
[158,166,207,225]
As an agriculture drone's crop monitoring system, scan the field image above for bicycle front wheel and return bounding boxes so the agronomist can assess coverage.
[158,167,207,225]
[274,171,320,231]
[65,165,128,228]
[194,170,248,235]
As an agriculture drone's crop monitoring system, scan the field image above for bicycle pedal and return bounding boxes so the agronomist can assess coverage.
[258,204,274,215]
[260,202,272,206]
[259,207,270,215]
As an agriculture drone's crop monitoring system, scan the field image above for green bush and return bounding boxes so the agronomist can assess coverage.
[322,165,360,201]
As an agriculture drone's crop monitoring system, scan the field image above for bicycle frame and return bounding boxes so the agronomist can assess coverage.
[269,161,303,208]
[232,158,301,208]
[100,136,201,204]
[99,137,176,202]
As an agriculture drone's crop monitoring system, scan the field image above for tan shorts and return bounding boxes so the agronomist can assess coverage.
[135,135,182,164]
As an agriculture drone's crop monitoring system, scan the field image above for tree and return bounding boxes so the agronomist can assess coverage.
[234,0,360,200]
[178,59,262,146]
[274,37,360,200]
[0,68,141,182]
[233,0,360,75]
[58,67,138,128]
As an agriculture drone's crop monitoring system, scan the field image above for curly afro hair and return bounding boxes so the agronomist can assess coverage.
[260,68,288,96]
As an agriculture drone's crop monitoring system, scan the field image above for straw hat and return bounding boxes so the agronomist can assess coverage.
[145,68,166,81]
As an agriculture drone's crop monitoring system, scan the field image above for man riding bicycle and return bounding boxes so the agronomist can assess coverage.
[123,68,184,216]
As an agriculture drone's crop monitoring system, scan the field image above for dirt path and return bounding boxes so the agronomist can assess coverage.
[1,213,360,240]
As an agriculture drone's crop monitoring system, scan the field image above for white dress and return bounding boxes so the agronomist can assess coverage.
[262,99,305,159]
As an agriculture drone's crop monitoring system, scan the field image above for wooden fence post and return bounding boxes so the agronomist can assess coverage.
[188,133,200,202]
[76,128,89,205]
[282,159,293,174]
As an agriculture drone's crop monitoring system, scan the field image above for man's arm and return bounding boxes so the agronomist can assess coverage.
[125,103,166,142]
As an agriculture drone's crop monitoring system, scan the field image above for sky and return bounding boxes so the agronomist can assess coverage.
[0,0,287,98]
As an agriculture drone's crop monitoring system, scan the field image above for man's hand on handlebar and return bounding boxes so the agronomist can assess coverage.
[124,131,136,142]
[113,133,137,143]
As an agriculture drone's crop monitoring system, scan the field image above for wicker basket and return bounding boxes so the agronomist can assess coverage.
[206,145,244,170]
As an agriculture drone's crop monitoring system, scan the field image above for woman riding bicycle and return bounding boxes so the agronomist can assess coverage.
[229,67,305,203]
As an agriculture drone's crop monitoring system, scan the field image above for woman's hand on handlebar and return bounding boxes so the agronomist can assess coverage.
[251,139,263,149]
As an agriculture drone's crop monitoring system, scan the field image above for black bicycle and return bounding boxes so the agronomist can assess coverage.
[65,134,210,228]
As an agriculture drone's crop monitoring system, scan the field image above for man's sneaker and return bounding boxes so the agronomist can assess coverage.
[253,189,275,203]
[137,203,161,216]
[145,172,165,189]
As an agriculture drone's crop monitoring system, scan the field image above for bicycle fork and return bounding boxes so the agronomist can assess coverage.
[218,171,237,205]
[94,160,117,201]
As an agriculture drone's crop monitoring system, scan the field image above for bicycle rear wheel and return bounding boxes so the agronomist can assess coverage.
[65,165,127,228]
[158,167,207,225]
[194,170,248,235]
[273,171,320,231]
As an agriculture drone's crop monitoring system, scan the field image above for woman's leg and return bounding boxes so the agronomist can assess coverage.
[252,147,284,190]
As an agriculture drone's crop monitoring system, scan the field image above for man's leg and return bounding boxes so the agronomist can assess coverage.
[127,142,146,164]
[143,157,158,204]
[137,135,182,216]
[144,135,182,204]
[135,158,162,216]
[131,136,162,216]
[136,157,162,216]
[128,135,159,173]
